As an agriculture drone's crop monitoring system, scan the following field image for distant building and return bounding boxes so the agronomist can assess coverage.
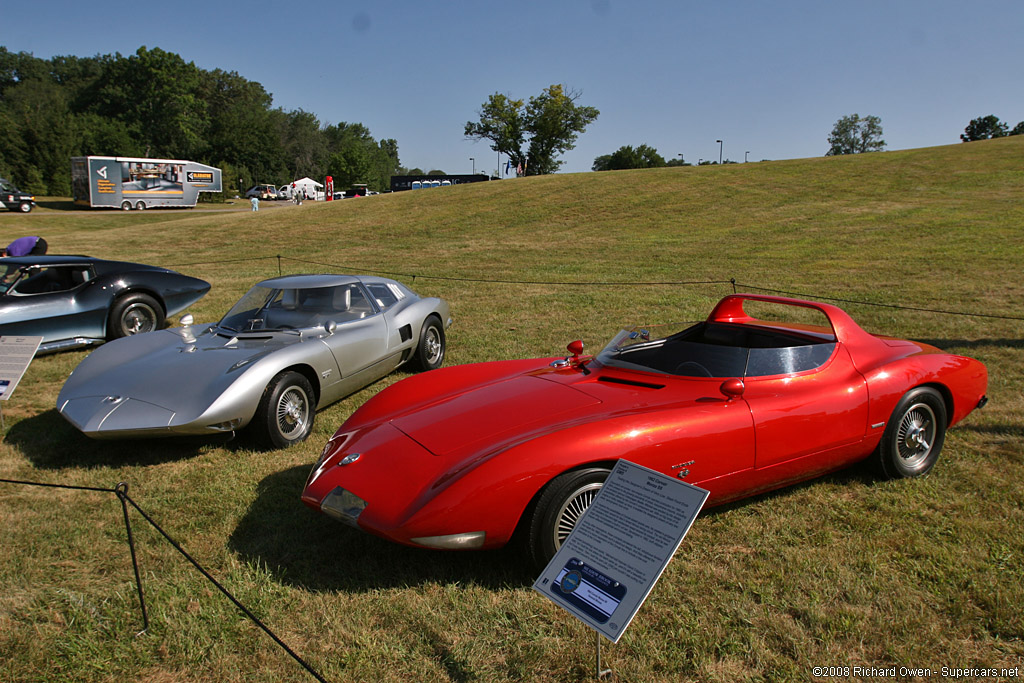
[390,174,491,192]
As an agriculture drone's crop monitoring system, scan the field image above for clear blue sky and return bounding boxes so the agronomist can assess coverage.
[7,0,1024,176]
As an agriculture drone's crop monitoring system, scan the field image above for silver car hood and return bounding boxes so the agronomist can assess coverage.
[57,324,315,432]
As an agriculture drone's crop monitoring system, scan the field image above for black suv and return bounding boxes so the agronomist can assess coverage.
[0,178,36,213]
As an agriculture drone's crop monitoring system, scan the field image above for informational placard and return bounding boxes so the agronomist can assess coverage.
[533,460,709,643]
[0,336,43,400]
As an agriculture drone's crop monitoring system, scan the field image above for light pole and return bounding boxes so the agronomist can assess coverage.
[716,140,723,165]
[470,157,475,175]
[678,153,684,165]
[745,151,750,163]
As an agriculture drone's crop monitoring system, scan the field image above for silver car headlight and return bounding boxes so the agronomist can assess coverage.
[320,487,367,527]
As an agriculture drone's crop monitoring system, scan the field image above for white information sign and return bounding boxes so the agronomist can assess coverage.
[533,460,709,643]
[0,336,42,401]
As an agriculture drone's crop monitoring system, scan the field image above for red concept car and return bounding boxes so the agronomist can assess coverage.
[302,294,988,567]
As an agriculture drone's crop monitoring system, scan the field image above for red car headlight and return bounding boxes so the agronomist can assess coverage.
[320,487,367,527]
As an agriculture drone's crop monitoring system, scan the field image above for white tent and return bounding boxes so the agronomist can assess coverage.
[288,177,324,200]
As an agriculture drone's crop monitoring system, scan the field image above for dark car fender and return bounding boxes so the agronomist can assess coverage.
[88,270,210,328]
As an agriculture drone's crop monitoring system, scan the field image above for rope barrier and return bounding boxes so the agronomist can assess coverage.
[0,477,328,683]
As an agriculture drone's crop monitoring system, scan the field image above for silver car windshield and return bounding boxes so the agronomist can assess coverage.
[597,321,836,378]
[217,283,377,333]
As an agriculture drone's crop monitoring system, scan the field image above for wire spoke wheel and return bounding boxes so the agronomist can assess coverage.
[528,467,611,569]
[275,386,309,440]
[553,482,602,548]
[876,387,946,479]
[255,371,316,449]
[895,402,936,469]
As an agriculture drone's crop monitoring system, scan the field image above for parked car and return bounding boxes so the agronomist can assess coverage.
[302,294,988,568]
[57,274,452,448]
[245,184,278,200]
[0,178,36,213]
[0,255,210,353]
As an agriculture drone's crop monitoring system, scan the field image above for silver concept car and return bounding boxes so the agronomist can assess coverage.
[57,274,452,449]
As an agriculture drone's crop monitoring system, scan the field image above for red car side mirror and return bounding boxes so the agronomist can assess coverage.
[567,339,584,361]
[720,378,745,401]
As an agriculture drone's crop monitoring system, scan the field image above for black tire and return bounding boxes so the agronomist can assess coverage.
[107,293,164,340]
[18,202,32,213]
[411,316,445,371]
[135,201,146,211]
[876,387,947,479]
[526,467,610,569]
[121,201,132,211]
[253,371,315,449]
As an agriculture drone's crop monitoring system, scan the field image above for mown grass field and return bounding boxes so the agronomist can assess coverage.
[1,137,1022,682]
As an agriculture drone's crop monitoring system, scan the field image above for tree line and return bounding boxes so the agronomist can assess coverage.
[0,46,403,196]
[591,111,1024,172]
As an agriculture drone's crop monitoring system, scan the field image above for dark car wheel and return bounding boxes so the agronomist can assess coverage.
[526,467,611,569]
[121,201,132,211]
[876,387,947,479]
[135,201,146,211]
[254,371,316,450]
[108,293,165,340]
[411,316,445,371]
[18,202,32,213]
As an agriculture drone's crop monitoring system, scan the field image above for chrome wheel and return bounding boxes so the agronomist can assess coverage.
[275,386,310,441]
[254,371,316,450]
[552,481,602,549]
[527,467,611,569]
[121,302,158,335]
[896,401,937,471]
[412,318,446,371]
[876,387,946,479]
[424,326,443,366]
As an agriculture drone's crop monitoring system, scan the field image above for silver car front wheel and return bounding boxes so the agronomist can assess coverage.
[254,371,315,450]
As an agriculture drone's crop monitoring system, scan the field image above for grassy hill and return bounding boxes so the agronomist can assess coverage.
[1,137,1022,682]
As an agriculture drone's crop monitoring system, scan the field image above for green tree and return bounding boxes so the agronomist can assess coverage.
[1011,121,1024,136]
[826,114,885,155]
[465,84,599,175]
[960,115,1009,141]
[592,144,666,171]
[91,47,209,158]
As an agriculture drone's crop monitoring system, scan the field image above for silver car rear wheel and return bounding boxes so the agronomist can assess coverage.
[412,317,445,371]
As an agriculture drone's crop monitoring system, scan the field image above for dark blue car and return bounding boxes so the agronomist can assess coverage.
[0,255,210,353]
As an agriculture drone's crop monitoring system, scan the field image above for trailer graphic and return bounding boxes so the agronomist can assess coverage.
[72,156,222,210]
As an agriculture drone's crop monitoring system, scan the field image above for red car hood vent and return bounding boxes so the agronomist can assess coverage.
[391,376,601,456]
